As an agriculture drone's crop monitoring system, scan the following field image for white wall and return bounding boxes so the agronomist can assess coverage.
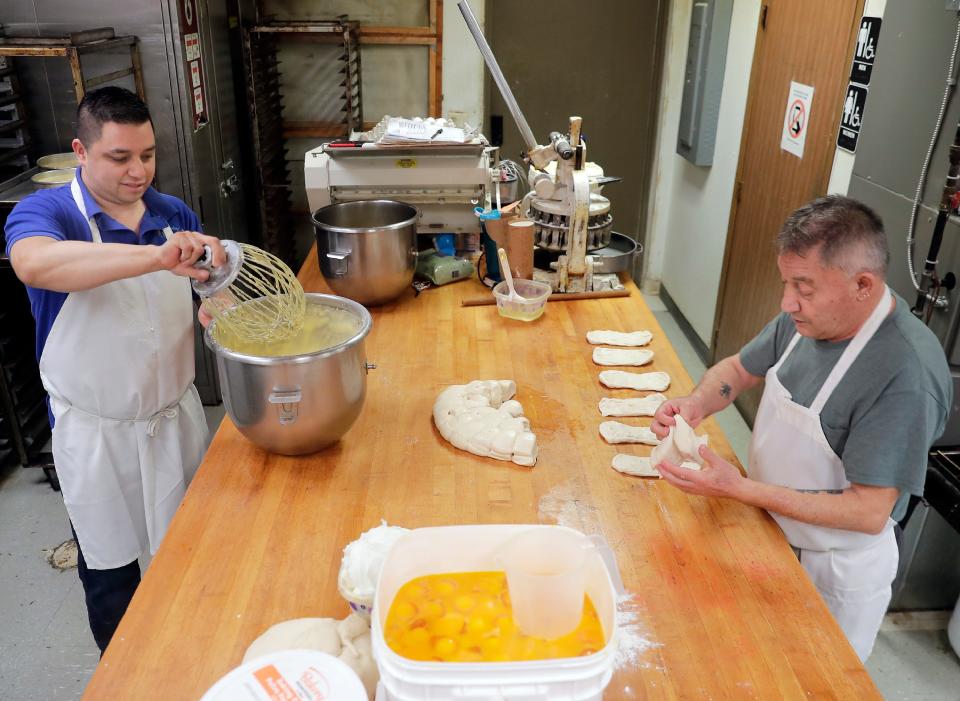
[442,0,486,127]
[643,0,762,346]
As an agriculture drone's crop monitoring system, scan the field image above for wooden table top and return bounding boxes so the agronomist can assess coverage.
[84,250,880,700]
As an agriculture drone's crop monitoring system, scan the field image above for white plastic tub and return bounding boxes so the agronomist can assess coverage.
[371,524,618,701]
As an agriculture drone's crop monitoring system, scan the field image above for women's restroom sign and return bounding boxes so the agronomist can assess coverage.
[781,81,814,159]
[837,84,868,153]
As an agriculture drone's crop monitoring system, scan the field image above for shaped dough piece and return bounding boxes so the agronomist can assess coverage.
[433,380,538,467]
[593,347,654,366]
[586,330,653,347]
[611,454,702,478]
[599,370,671,392]
[243,614,378,700]
[650,415,708,468]
[599,421,660,445]
[599,393,667,417]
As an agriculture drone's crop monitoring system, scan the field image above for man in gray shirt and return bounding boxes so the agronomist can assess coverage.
[652,195,951,661]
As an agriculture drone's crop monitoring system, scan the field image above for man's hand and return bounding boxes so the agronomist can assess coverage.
[157,231,226,281]
[651,396,707,439]
[655,445,745,498]
[197,303,214,328]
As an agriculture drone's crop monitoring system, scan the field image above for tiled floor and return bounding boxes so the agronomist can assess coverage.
[0,299,958,699]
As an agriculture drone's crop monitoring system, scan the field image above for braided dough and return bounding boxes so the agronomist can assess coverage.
[586,330,652,347]
[650,415,708,469]
[433,380,538,466]
[599,370,670,392]
[593,347,654,366]
[599,393,667,417]
[599,421,660,445]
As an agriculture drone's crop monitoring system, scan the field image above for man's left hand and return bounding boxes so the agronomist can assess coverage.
[656,445,745,499]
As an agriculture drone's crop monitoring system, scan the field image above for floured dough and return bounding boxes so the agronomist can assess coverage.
[599,393,667,417]
[586,330,652,347]
[650,415,708,469]
[599,421,660,445]
[611,453,702,478]
[593,347,654,366]
[243,613,378,699]
[599,370,670,392]
[433,380,538,466]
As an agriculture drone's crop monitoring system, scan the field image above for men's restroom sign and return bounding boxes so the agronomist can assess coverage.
[851,17,881,85]
[837,83,868,153]
[781,81,815,159]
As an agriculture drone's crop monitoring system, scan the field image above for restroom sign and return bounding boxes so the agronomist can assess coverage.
[850,17,881,85]
[837,83,869,153]
[781,81,814,159]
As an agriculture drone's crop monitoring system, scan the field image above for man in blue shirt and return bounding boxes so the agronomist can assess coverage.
[5,87,226,654]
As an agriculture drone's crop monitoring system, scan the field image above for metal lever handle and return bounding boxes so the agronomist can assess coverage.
[269,388,302,425]
[326,250,351,277]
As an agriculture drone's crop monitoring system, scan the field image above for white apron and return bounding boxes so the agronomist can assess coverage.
[38,178,208,570]
[748,286,898,661]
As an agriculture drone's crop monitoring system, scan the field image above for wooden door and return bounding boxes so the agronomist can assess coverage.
[712,0,865,423]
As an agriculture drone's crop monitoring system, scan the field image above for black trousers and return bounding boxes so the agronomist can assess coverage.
[71,525,141,654]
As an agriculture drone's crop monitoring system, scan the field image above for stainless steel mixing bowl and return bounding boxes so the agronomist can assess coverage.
[204,293,374,455]
[312,200,419,306]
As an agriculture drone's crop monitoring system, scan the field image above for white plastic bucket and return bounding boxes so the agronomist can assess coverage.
[371,524,618,701]
[200,650,368,701]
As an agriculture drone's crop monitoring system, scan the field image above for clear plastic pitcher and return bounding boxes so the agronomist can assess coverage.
[500,527,590,639]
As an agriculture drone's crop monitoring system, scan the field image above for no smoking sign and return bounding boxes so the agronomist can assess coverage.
[781,81,814,159]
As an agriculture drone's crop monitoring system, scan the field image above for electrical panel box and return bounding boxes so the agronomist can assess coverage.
[676,0,734,166]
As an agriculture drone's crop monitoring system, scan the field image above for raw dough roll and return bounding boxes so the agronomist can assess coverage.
[586,330,652,347]
[598,393,667,417]
[599,421,660,445]
[592,347,655,366]
[599,370,670,392]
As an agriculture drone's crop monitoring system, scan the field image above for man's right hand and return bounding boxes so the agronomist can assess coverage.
[651,396,706,439]
[156,231,226,281]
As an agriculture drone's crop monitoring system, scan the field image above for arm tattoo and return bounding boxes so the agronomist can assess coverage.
[720,382,731,399]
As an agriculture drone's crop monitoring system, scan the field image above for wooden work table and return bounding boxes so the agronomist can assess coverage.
[84,251,881,700]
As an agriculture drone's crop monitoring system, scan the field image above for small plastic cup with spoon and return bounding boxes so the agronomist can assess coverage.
[492,247,550,321]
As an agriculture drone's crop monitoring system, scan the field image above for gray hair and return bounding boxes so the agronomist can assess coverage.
[776,195,888,276]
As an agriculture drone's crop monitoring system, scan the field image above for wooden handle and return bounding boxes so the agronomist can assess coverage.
[461,287,632,307]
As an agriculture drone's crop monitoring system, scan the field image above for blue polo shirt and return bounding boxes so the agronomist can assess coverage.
[4,170,201,385]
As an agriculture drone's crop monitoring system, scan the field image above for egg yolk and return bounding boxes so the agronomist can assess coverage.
[384,571,605,663]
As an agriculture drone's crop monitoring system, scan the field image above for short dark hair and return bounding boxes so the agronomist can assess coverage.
[76,86,152,146]
[776,195,888,275]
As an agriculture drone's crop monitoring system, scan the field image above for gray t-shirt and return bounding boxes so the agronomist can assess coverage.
[740,294,952,520]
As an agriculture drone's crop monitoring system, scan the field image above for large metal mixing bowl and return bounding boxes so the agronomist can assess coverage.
[204,293,374,455]
[312,200,418,306]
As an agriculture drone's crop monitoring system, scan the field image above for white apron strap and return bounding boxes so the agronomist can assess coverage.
[809,286,892,414]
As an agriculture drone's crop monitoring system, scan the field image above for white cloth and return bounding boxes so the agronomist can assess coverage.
[748,286,897,661]
[38,178,208,569]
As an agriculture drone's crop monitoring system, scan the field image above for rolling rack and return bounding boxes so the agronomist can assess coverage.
[0,170,56,489]
[242,16,362,268]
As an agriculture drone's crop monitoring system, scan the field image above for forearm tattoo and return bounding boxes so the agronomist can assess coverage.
[720,382,731,399]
